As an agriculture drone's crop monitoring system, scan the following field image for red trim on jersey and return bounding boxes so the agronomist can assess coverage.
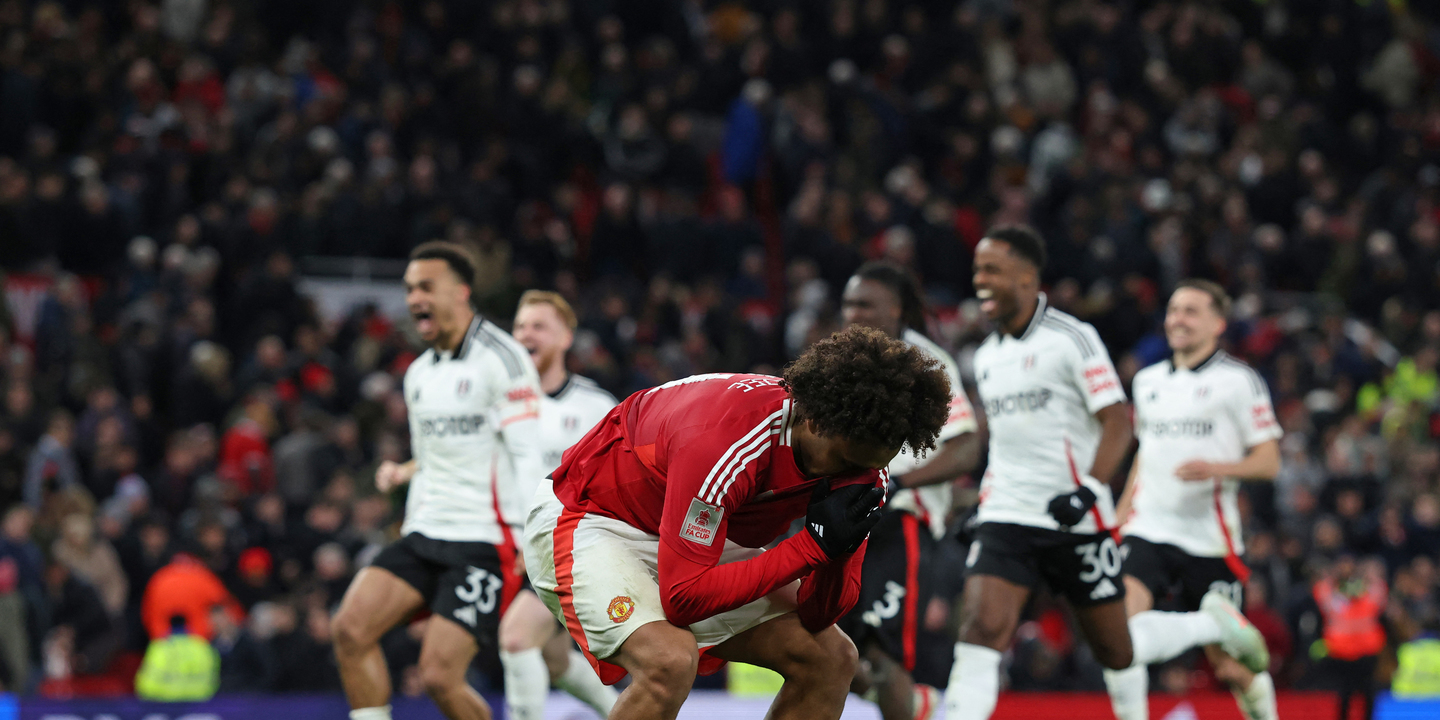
[1065,438,1120,543]
[490,459,520,614]
[552,509,626,685]
[1212,482,1251,584]
[901,513,921,672]
[910,487,933,530]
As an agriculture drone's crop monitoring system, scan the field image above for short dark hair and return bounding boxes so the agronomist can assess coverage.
[853,261,927,333]
[782,326,950,456]
[409,241,477,291]
[984,226,1047,272]
[1173,278,1232,317]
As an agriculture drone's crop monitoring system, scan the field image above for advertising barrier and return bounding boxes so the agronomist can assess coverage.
[10,690,1439,720]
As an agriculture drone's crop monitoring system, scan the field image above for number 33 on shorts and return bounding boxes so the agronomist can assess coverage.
[456,566,503,615]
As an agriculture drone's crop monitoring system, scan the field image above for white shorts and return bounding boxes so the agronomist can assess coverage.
[523,480,796,684]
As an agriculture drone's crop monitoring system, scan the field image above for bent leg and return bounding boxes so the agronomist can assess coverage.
[609,621,700,720]
[333,567,426,711]
[1104,575,1155,720]
[945,574,1031,720]
[499,591,560,720]
[861,644,921,720]
[711,612,858,720]
[1073,598,1134,670]
[418,616,490,720]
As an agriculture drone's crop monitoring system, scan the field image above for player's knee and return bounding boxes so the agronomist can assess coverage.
[1095,640,1134,670]
[629,643,699,702]
[960,610,1013,650]
[814,627,860,679]
[773,627,857,685]
[330,610,369,655]
[418,656,466,698]
[497,623,533,655]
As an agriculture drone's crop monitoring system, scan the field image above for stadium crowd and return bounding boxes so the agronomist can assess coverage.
[0,0,1438,705]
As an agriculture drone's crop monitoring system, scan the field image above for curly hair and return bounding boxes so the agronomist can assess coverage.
[782,326,951,456]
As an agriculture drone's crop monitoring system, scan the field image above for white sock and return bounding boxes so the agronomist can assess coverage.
[349,706,392,720]
[500,648,550,720]
[555,649,618,716]
[1129,611,1222,666]
[943,643,1002,720]
[1104,665,1149,720]
[1233,671,1277,720]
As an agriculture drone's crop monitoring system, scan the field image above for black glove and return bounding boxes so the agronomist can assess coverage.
[954,503,980,548]
[1047,486,1097,528]
[805,481,885,558]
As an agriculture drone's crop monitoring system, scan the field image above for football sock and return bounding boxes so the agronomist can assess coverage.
[1103,665,1149,720]
[500,648,549,720]
[555,649,618,716]
[349,706,392,720]
[1129,610,1222,666]
[943,643,1002,720]
[1233,671,1278,720]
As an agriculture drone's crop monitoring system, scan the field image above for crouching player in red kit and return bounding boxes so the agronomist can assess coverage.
[523,326,952,720]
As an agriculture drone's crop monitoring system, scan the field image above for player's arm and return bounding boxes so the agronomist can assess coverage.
[1114,458,1140,525]
[492,368,546,516]
[375,459,417,492]
[1089,401,1133,491]
[1175,439,1280,481]
[794,534,869,632]
[894,390,981,489]
[893,432,979,489]
[1048,329,1130,527]
[1177,372,1283,482]
[657,428,880,627]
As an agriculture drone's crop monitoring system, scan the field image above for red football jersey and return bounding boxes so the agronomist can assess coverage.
[552,373,881,629]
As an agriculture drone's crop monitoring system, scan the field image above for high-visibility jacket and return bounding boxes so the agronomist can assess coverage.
[134,632,219,702]
[1313,577,1387,660]
[1394,637,1440,699]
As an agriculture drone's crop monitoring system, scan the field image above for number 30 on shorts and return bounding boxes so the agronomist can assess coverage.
[1074,537,1123,583]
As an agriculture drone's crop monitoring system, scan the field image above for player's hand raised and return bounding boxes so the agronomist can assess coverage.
[805,480,885,558]
[375,460,414,492]
[1047,486,1097,528]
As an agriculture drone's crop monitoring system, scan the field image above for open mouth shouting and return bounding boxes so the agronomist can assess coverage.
[977,287,998,317]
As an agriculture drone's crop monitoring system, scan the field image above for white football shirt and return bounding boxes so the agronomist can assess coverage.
[539,374,618,473]
[401,316,545,543]
[1125,351,1281,557]
[887,328,979,539]
[973,294,1127,533]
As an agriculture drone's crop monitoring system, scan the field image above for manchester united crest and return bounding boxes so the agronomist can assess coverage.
[607,596,635,623]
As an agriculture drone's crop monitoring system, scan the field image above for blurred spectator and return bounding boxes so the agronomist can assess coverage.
[268,601,340,693]
[1313,555,1388,720]
[134,614,218,702]
[50,514,127,619]
[217,394,276,496]
[140,554,242,642]
[23,411,78,509]
[42,563,119,679]
[211,603,272,693]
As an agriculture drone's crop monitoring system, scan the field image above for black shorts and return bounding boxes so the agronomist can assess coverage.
[371,533,512,647]
[964,522,1126,607]
[840,511,953,686]
[1122,536,1242,612]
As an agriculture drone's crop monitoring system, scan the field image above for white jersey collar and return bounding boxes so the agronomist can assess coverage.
[1013,292,1048,341]
[1169,348,1225,374]
[436,314,483,362]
